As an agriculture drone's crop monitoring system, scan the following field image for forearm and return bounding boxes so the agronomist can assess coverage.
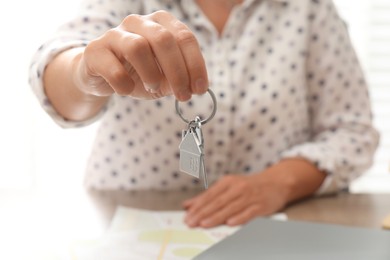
[43,47,109,122]
[255,158,327,205]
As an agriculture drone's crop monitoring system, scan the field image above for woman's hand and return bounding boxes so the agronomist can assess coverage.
[73,11,208,101]
[183,158,326,228]
[183,174,290,228]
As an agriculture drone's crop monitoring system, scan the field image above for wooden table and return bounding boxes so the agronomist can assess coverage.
[0,189,389,259]
[85,189,390,229]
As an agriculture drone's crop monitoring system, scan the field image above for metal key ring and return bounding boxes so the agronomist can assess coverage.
[175,89,217,125]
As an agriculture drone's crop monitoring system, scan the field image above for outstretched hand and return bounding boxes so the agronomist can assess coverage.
[74,10,208,101]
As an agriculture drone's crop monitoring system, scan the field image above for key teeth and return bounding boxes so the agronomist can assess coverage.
[201,155,208,190]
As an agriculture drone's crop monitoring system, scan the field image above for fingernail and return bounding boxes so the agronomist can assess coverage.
[187,218,197,227]
[179,90,191,101]
[201,219,211,227]
[144,82,159,93]
[186,215,198,225]
[195,78,208,93]
[226,218,236,226]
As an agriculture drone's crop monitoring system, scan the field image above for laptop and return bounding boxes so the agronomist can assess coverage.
[193,218,390,260]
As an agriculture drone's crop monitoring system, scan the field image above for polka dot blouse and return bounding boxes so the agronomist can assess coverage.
[29,0,379,193]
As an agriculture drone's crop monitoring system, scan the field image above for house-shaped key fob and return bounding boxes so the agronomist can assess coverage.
[179,131,203,178]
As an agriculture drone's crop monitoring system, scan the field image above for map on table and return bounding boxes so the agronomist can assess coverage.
[71,206,287,260]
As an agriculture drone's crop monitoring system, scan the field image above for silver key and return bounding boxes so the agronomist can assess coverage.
[195,119,208,189]
[175,89,217,189]
[199,152,208,189]
[179,117,208,189]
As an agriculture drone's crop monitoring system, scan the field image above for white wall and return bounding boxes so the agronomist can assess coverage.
[0,0,94,191]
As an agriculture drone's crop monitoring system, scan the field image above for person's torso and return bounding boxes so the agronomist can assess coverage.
[85,0,312,190]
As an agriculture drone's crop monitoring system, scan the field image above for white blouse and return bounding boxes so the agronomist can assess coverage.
[29,0,379,194]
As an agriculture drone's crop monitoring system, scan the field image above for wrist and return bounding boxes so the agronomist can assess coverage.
[250,167,294,207]
[254,158,326,204]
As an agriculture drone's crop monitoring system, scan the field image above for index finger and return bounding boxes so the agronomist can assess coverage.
[184,179,229,214]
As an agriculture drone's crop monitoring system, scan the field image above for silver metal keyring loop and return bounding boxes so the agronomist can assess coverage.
[175,89,217,125]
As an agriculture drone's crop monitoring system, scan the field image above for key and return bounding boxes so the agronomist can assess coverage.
[175,89,217,189]
[194,119,208,189]
[200,153,208,189]
[193,117,208,189]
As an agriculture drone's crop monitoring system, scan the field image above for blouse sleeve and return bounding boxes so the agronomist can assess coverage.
[280,0,380,195]
[28,0,143,128]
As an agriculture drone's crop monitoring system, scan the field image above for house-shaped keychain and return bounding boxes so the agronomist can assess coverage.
[179,130,203,178]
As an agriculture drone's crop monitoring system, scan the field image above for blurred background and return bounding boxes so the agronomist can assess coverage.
[0,0,389,195]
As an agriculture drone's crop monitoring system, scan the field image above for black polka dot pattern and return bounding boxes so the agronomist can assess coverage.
[29,0,379,194]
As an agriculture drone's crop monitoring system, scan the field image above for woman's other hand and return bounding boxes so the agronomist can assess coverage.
[183,174,289,228]
[183,158,326,228]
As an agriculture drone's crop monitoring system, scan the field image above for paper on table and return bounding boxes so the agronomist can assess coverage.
[71,207,287,260]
